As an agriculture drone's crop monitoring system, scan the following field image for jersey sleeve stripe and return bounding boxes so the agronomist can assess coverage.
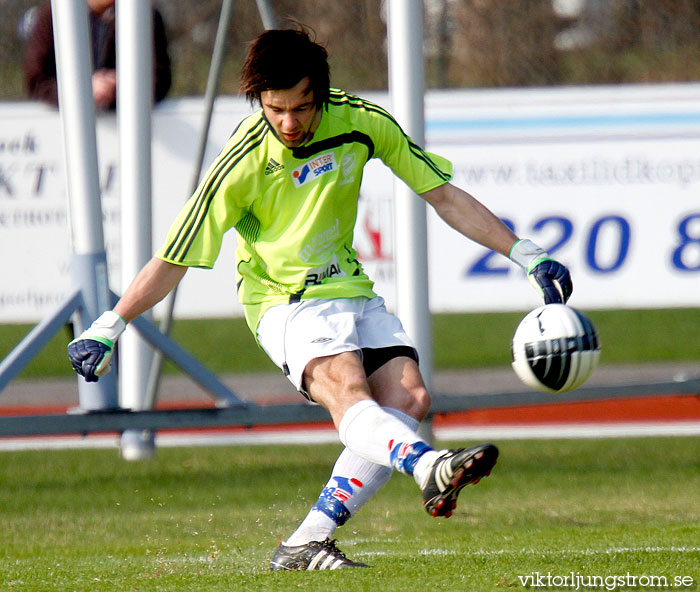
[329,91,451,183]
[173,132,268,262]
[329,92,397,124]
[407,141,451,181]
[163,118,266,259]
[162,119,267,261]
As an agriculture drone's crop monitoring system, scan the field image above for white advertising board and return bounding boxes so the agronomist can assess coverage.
[1,84,699,323]
[0,99,252,323]
[362,85,700,313]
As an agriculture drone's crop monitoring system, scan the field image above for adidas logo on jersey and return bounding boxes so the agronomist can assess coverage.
[264,158,284,175]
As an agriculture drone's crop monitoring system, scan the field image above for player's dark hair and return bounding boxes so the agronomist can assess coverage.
[240,23,330,109]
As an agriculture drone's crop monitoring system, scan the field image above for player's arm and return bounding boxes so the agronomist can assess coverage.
[420,181,572,304]
[67,258,187,382]
[114,257,187,322]
[420,181,517,256]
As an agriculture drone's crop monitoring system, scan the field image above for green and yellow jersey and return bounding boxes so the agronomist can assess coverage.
[155,89,453,333]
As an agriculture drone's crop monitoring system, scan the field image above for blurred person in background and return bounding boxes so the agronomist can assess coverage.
[23,0,171,110]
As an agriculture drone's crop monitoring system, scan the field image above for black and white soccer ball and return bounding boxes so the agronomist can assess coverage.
[511,304,601,393]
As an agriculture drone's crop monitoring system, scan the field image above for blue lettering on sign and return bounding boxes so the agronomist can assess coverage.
[672,213,700,271]
[465,214,647,276]
[586,215,630,273]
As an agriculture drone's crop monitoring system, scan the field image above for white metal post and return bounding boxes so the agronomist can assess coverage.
[255,0,279,29]
[387,0,433,391]
[144,0,237,408]
[51,0,118,410]
[117,0,155,459]
[52,0,104,256]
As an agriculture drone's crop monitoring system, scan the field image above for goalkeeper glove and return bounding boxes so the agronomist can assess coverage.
[509,239,573,304]
[67,311,126,382]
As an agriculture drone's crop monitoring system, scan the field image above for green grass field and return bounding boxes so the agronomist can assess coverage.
[3,308,700,379]
[1,438,698,591]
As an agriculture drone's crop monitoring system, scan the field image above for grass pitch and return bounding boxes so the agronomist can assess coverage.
[1,437,698,591]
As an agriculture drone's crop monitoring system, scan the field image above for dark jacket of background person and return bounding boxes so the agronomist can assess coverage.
[23,2,172,109]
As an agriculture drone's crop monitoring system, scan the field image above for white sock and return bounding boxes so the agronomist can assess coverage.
[338,400,427,467]
[283,512,337,547]
[383,406,439,487]
[379,408,441,488]
[284,448,392,547]
[284,406,422,547]
[412,449,443,489]
[383,406,420,432]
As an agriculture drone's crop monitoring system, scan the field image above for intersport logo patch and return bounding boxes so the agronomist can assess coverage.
[291,152,337,187]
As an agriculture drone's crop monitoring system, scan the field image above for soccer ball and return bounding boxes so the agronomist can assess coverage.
[511,304,601,393]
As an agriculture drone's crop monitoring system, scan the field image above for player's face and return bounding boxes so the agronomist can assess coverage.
[261,78,320,148]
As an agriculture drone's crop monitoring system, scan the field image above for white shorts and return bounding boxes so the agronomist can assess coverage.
[256,296,416,397]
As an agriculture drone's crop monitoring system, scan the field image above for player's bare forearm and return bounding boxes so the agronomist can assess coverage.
[420,182,518,256]
[113,257,187,322]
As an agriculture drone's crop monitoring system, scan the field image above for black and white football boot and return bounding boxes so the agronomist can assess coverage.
[422,443,499,518]
[270,538,369,571]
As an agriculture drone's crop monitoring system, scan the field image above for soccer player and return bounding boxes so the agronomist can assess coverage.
[67,25,572,571]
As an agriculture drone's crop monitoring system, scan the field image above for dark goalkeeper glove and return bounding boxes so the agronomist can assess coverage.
[67,311,126,382]
[509,239,573,304]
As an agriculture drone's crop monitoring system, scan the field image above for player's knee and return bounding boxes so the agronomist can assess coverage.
[406,385,431,420]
